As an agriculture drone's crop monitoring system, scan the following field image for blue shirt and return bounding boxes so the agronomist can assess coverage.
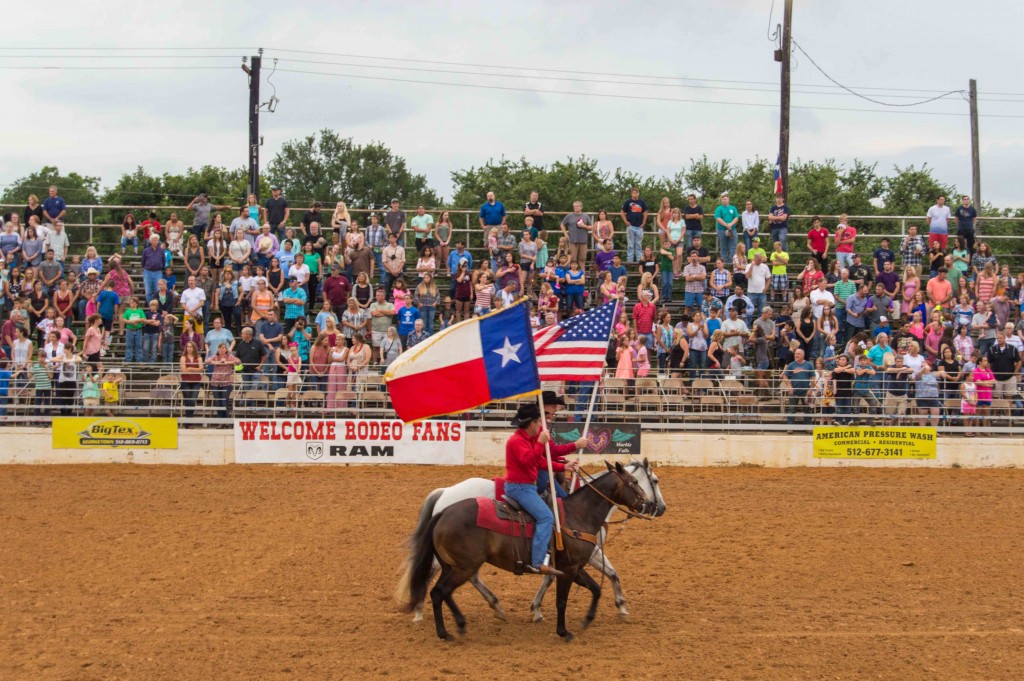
[42,196,66,220]
[282,286,307,319]
[0,368,10,400]
[205,328,234,359]
[608,264,628,284]
[276,249,296,271]
[447,249,472,273]
[97,290,120,319]
[714,204,739,231]
[479,201,506,226]
[873,247,895,273]
[397,306,421,335]
[784,360,816,394]
[564,269,585,295]
[768,203,790,230]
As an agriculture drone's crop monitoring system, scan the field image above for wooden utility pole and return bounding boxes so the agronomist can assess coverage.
[969,79,981,211]
[777,0,793,195]
[245,50,263,200]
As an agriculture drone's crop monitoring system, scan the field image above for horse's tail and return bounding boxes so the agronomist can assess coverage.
[395,498,443,612]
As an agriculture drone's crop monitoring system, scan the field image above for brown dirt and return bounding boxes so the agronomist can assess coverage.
[2,465,1024,680]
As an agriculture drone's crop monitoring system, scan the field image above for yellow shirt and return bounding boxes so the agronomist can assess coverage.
[770,250,790,276]
[102,381,120,403]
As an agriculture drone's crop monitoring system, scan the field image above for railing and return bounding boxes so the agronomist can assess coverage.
[4,365,1021,434]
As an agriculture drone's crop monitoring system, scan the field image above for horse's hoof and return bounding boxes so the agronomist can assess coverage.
[617,608,630,620]
[560,631,575,642]
[492,605,507,621]
[532,610,544,623]
[456,623,467,635]
[440,633,455,642]
[412,612,423,624]
[580,616,594,629]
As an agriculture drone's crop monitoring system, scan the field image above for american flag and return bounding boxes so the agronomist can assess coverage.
[532,301,617,381]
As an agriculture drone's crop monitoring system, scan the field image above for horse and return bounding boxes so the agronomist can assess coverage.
[407,458,666,623]
[395,461,650,642]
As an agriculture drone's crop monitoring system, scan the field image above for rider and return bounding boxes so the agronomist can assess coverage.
[536,390,584,500]
[505,403,579,576]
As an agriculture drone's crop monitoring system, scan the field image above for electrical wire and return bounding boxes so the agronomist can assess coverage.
[273,67,1024,118]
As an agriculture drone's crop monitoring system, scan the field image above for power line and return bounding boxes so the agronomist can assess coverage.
[791,39,965,107]
[273,67,1024,118]
[0,66,236,71]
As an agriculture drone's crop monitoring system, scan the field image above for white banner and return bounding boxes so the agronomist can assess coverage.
[233,419,466,464]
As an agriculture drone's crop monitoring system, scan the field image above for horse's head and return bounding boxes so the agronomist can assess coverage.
[603,461,649,515]
[627,458,667,518]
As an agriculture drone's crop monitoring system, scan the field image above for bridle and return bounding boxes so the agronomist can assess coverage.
[576,466,652,522]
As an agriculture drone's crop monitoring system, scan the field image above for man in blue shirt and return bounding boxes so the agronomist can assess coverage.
[42,185,66,226]
[0,359,10,416]
[844,285,869,343]
[783,348,815,425]
[619,187,649,263]
[281,278,308,333]
[872,238,895,275]
[397,303,421,345]
[713,192,739,264]
[97,281,121,332]
[478,191,506,231]
[607,255,628,287]
[767,195,790,253]
[955,195,978,255]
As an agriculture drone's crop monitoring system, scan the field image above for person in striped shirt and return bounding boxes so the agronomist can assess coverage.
[29,348,53,408]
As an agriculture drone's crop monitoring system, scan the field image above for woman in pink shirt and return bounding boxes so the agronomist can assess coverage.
[83,314,105,367]
[971,357,995,425]
[923,320,945,364]
[974,262,997,305]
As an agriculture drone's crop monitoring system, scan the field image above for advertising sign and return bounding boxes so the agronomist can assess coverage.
[812,427,937,459]
[52,417,179,449]
[234,419,465,464]
[549,422,642,455]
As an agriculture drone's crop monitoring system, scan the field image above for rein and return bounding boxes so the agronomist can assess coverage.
[575,468,653,522]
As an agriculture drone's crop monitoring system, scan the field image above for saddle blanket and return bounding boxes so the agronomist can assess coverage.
[475,496,564,538]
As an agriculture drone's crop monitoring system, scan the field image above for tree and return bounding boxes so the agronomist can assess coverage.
[880,164,957,217]
[267,130,439,209]
[1,166,101,225]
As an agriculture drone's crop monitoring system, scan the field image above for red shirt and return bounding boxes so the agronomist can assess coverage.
[834,225,856,253]
[506,428,567,484]
[807,227,829,253]
[632,301,656,334]
[141,219,162,240]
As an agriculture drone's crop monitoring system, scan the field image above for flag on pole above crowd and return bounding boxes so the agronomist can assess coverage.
[532,301,618,381]
[773,155,784,195]
[385,299,541,422]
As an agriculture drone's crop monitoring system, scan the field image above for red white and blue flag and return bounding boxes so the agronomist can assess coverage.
[532,301,617,381]
[773,155,784,196]
[385,299,541,422]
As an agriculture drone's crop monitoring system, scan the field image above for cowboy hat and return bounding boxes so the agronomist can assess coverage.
[541,390,566,407]
[510,403,542,428]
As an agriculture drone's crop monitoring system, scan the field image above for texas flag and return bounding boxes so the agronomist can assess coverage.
[385,299,541,422]
[773,154,784,196]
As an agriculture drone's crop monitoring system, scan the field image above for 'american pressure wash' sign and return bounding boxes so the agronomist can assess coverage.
[234,419,466,464]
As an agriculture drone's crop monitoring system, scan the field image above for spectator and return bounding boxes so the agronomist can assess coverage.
[866,282,893,335]
[257,309,285,390]
[141,299,162,362]
[186,193,216,241]
[122,296,145,363]
[120,213,140,255]
[900,225,926,271]
[769,241,790,304]
[139,234,165,304]
[264,186,290,240]
[330,201,351,233]
[380,326,403,369]
[165,212,185,255]
[665,207,686,276]
[560,201,593,266]
[300,201,323,234]
[806,216,829,270]
[725,286,754,323]
[23,193,44,229]
[782,348,815,425]
[927,267,954,308]
[21,226,43,268]
[767,195,790,252]
[478,191,506,232]
[381,232,405,299]
[713,192,739,263]
[563,262,585,314]
[234,326,263,391]
[873,237,895,275]
[682,250,707,309]
[524,191,545,235]
[848,254,872,289]
[45,221,70,267]
[844,285,869,342]
[414,273,439,335]
[913,363,941,427]
[955,195,977,255]
[721,305,749,354]
[632,291,656,345]
[369,288,395,363]
[41,185,66,227]
[180,341,203,418]
[365,214,386,275]
[682,194,705,253]
[745,253,771,315]
[410,205,434,254]
[834,215,856,270]
[620,188,649,263]
[159,312,178,363]
[741,200,760,253]
[180,275,206,334]
[594,238,616,273]
[407,319,429,349]
[206,342,238,418]
[655,242,674,303]
[925,196,952,250]
[99,368,124,416]
[986,332,1021,399]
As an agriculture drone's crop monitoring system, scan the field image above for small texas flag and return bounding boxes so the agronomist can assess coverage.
[773,155,784,196]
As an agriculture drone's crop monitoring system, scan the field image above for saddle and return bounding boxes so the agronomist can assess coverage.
[475,496,598,546]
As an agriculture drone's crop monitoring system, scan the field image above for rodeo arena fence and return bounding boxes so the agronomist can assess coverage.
[1,203,1022,436]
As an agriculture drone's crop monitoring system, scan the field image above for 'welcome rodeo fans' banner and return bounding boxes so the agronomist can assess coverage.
[813,427,937,459]
[234,419,466,464]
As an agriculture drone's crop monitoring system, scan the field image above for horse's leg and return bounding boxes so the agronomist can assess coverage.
[589,547,628,618]
[574,569,602,629]
[554,574,574,642]
[529,574,555,622]
[429,563,453,641]
[413,558,440,623]
[469,572,507,621]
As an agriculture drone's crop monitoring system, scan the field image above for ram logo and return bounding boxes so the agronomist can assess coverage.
[305,441,324,461]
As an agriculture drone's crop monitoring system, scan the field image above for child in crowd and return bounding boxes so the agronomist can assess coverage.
[81,365,100,416]
[960,372,978,437]
[101,368,124,416]
[392,279,409,312]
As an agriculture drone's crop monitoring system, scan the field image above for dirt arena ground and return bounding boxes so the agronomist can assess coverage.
[3,465,1024,680]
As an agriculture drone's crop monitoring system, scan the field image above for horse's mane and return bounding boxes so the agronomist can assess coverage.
[567,460,641,496]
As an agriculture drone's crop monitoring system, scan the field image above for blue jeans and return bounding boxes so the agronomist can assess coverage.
[837,252,854,270]
[771,227,788,252]
[571,380,596,418]
[125,329,143,362]
[565,293,584,312]
[503,481,554,567]
[684,291,703,309]
[121,236,139,251]
[743,232,758,253]
[749,292,767,316]
[688,349,707,376]
[717,230,737,263]
[626,226,644,262]
[161,338,175,363]
[661,271,674,303]
[419,306,436,335]
[143,269,162,303]
[142,333,159,362]
[536,469,568,500]
[212,384,233,418]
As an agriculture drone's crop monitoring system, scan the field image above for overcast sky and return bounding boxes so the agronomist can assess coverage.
[2,0,1022,208]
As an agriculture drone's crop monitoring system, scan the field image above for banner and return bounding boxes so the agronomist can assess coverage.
[549,422,642,455]
[812,427,937,459]
[53,417,179,449]
[234,419,465,464]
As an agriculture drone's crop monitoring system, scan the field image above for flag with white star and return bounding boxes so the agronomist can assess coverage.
[385,299,540,422]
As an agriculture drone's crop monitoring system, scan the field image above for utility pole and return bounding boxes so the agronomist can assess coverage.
[969,79,981,212]
[243,49,263,200]
[776,0,793,196]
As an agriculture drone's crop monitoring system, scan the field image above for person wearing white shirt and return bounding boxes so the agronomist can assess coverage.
[925,196,952,250]
[741,200,760,253]
[744,253,771,315]
[44,220,71,263]
[180,275,207,333]
[809,277,836,319]
[288,255,311,288]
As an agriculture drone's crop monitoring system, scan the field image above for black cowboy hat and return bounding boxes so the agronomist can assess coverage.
[541,390,565,407]
[511,403,542,428]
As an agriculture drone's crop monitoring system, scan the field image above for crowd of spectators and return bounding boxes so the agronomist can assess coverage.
[0,183,1021,429]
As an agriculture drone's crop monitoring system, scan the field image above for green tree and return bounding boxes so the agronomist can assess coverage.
[1,166,101,225]
[267,130,439,209]
[880,164,957,217]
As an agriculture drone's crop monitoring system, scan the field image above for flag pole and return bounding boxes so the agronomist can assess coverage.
[537,392,564,552]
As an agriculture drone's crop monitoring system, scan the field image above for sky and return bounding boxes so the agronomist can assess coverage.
[2,0,1023,209]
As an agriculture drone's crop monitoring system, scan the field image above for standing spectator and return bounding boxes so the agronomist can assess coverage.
[767,195,790,252]
[844,285,869,342]
[45,221,71,267]
[913,363,941,427]
[301,201,323,233]
[926,196,952,250]
[368,288,395,363]
[179,341,203,419]
[206,343,238,418]
[770,240,790,304]
[229,206,259,247]
[683,194,705,253]
[322,264,352,313]
[264,186,290,240]
[478,191,506,233]
[866,282,893,335]
[848,253,872,289]
[42,186,66,227]
[833,215,856,270]
[955,195,978,255]
[782,348,815,425]
[721,306,749,354]
[560,201,593,267]
[24,193,45,228]
[410,205,434,254]
[186,193,217,241]
[142,299,162,362]
[926,266,954,308]
[682,250,707,310]
[806,217,830,270]
[234,326,264,392]
[180,275,207,334]
[524,191,545,234]
[900,225,926,271]
[986,332,1021,399]
[873,237,896,275]
[632,292,656,349]
[745,253,771,315]
[381,232,405,300]
[141,234,166,304]
[281,278,308,333]
[740,200,760,253]
[713,192,739,263]
[620,187,649,263]
[121,296,145,363]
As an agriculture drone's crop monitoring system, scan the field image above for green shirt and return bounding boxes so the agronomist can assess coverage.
[770,250,789,276]
[833,280,857,307]
[748,247,767,263]
[369,301,395,333]
[410,214,434,237]
[714,205,739,231]
[122,307,146,331]
[304,252,321,275]
[30,362,52,390]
